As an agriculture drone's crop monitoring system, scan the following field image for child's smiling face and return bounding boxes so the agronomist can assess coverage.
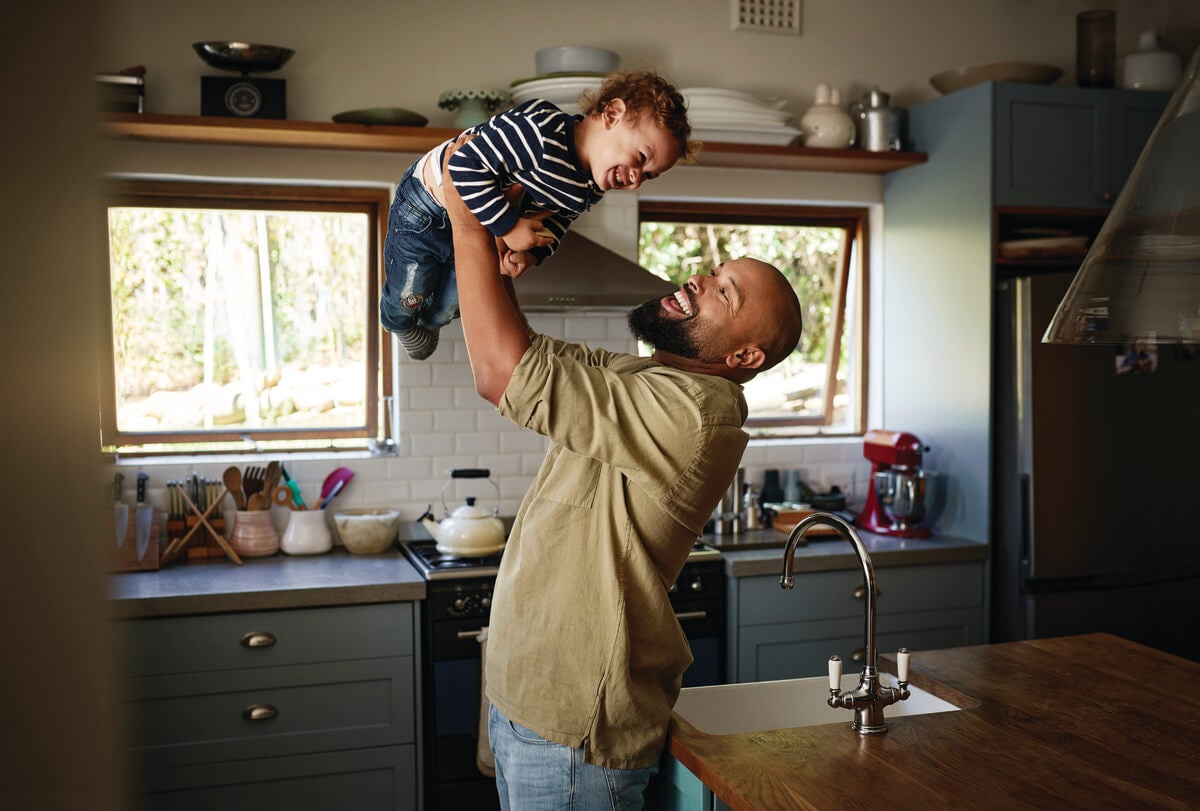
[584,99,682,192]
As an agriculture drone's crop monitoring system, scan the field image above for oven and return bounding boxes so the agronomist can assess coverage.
[401,539,725,810]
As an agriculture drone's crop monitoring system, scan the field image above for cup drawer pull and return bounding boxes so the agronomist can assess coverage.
[242,703,278,721]
[240,631,277,648]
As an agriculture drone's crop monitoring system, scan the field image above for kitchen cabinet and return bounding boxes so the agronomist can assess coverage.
[726,561,984,682]
[993,82,1169,208]
[121,602,418,811]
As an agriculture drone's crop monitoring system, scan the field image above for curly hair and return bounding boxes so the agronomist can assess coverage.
[579,70,697,162]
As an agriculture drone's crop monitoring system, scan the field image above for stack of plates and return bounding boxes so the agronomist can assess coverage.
[510,72,606,116]
[682,87,801,146]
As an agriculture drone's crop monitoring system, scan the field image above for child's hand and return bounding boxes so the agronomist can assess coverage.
[502,212,555,252]
[500,249,534,278]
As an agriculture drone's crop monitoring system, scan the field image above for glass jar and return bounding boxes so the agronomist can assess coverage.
[1077,10,1116,88]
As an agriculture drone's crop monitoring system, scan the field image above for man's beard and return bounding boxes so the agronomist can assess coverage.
[627,297,702,359]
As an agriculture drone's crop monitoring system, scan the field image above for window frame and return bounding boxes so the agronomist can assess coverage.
[638,200,869,436]
[100,179,391,455]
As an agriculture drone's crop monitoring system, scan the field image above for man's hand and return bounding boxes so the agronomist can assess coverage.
[502,213,555,252]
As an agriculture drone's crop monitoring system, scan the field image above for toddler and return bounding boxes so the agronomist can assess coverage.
[381,70,693,359]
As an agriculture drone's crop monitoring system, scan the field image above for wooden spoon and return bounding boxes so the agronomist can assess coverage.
[246,492,266,511]
[223,466,246,510]
[261,461,282,507]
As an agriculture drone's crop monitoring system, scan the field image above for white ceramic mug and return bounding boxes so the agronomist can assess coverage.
[280,509,333,555]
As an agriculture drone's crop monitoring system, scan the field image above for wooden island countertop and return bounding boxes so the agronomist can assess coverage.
[667,634,1199,809]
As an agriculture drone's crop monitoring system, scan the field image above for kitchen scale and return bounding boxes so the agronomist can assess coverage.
[193,41,293,119]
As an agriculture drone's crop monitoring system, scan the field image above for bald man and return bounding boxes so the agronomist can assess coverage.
[439,138,802,811]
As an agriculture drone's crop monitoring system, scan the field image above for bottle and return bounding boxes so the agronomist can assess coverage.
[1122,31,1183,91]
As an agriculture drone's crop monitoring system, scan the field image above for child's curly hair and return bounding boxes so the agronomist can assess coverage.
[579,70,697,162]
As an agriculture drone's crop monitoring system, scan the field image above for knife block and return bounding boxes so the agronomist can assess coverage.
[109,507,160,573]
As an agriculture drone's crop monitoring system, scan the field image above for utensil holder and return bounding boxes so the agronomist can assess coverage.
[228,510,280,558]
[280,509,332,555]
[1077,10,1116,88]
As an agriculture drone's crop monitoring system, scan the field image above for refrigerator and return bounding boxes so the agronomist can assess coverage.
[992,270,1200,661]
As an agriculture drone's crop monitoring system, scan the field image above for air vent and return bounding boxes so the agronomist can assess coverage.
[733,0,802,34]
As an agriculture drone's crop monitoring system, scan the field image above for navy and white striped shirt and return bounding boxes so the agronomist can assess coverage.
[433,99,603,265]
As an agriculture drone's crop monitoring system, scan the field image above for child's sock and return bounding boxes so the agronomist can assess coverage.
[397,324,439,360]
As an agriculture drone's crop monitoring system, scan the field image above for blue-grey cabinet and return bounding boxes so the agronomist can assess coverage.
[993,82,1168,209]
[122,602,419,810]
[727,562,984,683]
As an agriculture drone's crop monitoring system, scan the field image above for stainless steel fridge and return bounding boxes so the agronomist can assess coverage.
[992,270,1200,661]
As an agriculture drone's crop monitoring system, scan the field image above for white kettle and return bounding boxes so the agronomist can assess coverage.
[420,469,506,557]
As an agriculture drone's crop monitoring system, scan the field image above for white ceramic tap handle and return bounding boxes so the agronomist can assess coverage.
[828,655,843,691]
[897,647,910,683]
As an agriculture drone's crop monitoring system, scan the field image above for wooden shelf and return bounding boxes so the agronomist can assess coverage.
[102,113,928,175]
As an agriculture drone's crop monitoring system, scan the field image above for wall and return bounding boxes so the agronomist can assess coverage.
[96,0,1200,539]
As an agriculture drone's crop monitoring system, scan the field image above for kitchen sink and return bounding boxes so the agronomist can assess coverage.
[673,673,962,735]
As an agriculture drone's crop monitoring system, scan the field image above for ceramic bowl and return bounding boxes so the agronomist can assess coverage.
[535,45,618,76]
[929,62,1062,94]
[333,508,402,555]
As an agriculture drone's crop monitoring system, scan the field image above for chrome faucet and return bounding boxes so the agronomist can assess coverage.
[779,511,911,734]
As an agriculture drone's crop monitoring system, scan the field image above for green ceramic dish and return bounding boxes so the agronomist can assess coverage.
[331,107,429,126]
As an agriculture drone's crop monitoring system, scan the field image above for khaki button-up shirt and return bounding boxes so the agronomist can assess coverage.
[488,333,748,768]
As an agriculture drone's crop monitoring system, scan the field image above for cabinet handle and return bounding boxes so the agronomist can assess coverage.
[851,648,866,663]
[674,610,708,622]
[852,585,880,599]
[456,629,486,640]
[242,703,278,721]
[240,631,277,648]
[1102,191,1115,202]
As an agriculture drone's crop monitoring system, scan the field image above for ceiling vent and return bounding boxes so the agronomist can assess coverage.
[732,0,802,35]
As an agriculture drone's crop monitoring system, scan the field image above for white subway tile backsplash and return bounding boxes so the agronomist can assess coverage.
[411,433,455,457]
[456,431,499,455]
[564,317,609,341]
[434,410,478,434]
[387,455,432,480]
[432,363,474,387]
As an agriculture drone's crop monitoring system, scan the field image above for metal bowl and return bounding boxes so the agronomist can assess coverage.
[872,469,936,529]
[192,41,295,73]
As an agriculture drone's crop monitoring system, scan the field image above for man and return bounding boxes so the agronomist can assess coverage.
[441,138,803,810]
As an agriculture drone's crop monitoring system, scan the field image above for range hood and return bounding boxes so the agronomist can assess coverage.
[513,231,676,311]
[1044,46,1200,345]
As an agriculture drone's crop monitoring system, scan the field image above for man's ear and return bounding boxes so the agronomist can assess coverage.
[602,98,627,128]
[726,345,765,371]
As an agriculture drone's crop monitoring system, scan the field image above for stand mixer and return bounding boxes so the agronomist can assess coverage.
[855,429,935,538]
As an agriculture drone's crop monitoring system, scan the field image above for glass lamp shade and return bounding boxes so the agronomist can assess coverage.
[1044,46,1200,345]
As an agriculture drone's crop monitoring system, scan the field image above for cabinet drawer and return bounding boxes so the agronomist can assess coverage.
[126,602,413,676]
[738,562,983,626]
[130,656,414,768]
[139,744,416,811]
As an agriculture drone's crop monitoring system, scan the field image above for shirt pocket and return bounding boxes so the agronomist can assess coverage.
[534,447,600,510]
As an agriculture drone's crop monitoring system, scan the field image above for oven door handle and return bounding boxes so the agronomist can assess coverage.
[674,610,708,621]
[456,629,487,640]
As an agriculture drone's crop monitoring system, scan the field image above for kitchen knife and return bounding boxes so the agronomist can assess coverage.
[113,473,128,547]
[135,472,153,562]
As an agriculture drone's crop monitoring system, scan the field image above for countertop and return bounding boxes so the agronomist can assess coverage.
[705,527,987,577]
[667,633,1200,809]
[109,548,426,619]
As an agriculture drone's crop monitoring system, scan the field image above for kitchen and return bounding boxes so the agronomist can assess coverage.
[8,0,1200,809]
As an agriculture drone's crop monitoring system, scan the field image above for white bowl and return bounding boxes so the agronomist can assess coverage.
[535,45,618,76]
[333,508,402,555]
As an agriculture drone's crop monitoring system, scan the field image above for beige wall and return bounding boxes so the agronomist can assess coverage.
[97,0,1199,121]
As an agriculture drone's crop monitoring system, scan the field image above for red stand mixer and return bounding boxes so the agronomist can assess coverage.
[855,429,935,538]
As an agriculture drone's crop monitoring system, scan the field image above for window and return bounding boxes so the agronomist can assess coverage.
[101,180,390,455]
[639,202,867,437]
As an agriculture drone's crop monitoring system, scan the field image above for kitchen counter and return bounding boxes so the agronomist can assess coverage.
[706,527,987,577]
[109,548,425,618]
[667,633,1200,809]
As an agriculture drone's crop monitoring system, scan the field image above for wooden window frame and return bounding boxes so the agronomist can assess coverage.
[638,201,868,435]
[101,179,391,455]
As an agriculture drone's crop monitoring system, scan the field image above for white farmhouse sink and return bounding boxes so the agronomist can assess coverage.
[673,674,962,735]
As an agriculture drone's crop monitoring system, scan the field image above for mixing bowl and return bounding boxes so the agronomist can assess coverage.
[872,469,936,531]
[535,45,619,76]
[333,508,402,555]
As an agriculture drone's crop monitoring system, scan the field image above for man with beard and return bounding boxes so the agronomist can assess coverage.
[439,137,803,811]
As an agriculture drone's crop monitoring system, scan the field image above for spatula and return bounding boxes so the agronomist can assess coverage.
[319,467,355,505]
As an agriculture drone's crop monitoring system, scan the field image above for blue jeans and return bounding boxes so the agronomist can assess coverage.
[489,705,657,810]
[380,161,459,333]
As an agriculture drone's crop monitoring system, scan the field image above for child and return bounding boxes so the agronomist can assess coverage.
[381,70,693,360]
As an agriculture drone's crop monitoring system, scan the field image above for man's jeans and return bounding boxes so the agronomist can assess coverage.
[489,704,657,810]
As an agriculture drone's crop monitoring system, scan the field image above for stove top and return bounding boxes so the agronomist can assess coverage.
[401,538,720,581]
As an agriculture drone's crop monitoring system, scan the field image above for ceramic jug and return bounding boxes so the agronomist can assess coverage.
[281,509,333,555]
[228,510,279,558]
[849,88,902,152]
[1121,31,1182,91]
[799,84,855,149]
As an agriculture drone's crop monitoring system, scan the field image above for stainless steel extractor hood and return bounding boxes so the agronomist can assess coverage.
[1044,46,1200,345]
[513,231,677,311]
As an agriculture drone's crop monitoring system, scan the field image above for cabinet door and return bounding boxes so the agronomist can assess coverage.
[1109,90,1172,194]
[994,83,1110,208]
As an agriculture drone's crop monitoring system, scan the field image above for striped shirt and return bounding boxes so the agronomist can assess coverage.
[430,99,602,264]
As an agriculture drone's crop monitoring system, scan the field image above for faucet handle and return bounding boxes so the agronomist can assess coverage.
[828,655,843,691]
[896,647,910,684]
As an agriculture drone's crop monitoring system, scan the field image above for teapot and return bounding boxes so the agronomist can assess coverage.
[419,468,506,556]
[849,88,902,152]
[798,83,855,149]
